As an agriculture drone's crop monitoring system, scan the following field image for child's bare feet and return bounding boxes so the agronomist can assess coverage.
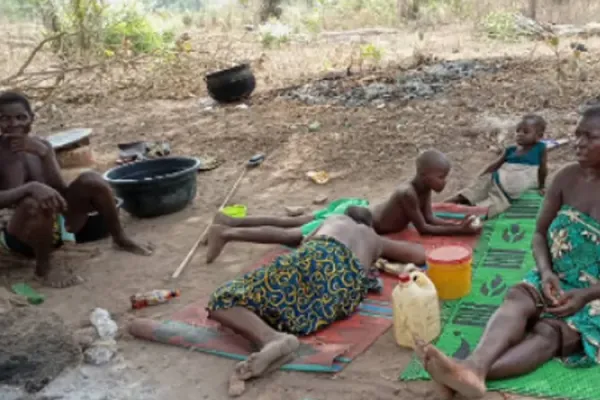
[114,235,153,256]
[234,333,299,381]
[206,225,229,264]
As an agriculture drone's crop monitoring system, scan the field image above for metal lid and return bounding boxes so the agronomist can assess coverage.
[47,128,92,150]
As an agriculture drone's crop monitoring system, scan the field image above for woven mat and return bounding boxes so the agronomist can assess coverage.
[400,191,600,400]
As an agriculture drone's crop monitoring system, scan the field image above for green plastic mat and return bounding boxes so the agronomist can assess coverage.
[400,191,600,400]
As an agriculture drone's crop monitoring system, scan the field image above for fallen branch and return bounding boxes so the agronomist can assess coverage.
[0,32,67,85]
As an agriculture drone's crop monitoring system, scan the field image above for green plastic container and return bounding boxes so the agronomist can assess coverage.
[221,204,247,218]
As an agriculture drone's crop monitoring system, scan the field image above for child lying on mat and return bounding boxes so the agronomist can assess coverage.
[207,207,383,397]
[446,114,548,218]
[205,148,481,265]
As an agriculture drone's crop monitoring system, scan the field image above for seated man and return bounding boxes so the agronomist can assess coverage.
[205,149,480,264]
[207,206,383,396]
[0,91,152,288]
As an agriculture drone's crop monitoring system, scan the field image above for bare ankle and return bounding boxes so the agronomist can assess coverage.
[35,259,51,279]
[463,358,486,377]
[258,331,285,348]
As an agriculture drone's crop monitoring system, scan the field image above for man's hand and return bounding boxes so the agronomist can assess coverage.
[546,288,588,317]
[27,182,67,213]
[4,135,49,157]
[541,271,563,306]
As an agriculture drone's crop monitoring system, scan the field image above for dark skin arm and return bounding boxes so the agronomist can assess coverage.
[38,139,68,193]
[479,149,507,176]
[532,167,567,305]
[398,191,476,235]
[0,184,35,209]
[538,146,548,192]
[423,194,459,226]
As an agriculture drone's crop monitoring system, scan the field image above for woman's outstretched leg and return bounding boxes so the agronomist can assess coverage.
[416,284,541,398]
[206,225,304,263]
[487,319,580,379]
[209,307,299,396]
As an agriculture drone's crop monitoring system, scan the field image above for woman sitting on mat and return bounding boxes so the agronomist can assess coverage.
[415,106,600,399]
[207,206,382,396]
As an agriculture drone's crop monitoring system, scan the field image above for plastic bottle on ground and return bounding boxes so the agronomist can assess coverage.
[90,308,118,339]
[130,289,181,310]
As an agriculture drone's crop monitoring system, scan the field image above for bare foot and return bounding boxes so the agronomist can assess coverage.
[38,267,84,288]
[418,344,486,399]
[206,225,229,264]
[213,212,238,227]
[114,236,153,256]
[227,350,295,397]
[414,339,456,400]
[228,374,246,397]
[433,383,455,400]
[235,333,299,381]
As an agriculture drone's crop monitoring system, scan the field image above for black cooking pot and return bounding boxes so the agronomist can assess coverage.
[205,64,256,103]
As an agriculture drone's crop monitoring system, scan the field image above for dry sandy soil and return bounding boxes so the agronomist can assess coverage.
[1,24,599,400]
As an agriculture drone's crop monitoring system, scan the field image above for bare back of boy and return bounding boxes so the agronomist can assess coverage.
[370,183,423,235]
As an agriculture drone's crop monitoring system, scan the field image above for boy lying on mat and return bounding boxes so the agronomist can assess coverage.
[207,207,383,397]
[205,148,480,265]
[0,91,152,288]
[446,114,548,218]
[415,106,600,399]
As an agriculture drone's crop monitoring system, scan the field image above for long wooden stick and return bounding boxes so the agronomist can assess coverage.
[171,167,249,279]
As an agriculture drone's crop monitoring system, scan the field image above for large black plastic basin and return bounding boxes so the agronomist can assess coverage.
[75,197,123,243]
[103,157,200,218]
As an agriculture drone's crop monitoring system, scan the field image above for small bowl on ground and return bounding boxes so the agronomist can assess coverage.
[205,64,256,103]
[103,157,200,218]
[75,198,123,244]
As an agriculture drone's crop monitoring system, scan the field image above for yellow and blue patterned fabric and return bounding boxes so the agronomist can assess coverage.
[208,236,369,336]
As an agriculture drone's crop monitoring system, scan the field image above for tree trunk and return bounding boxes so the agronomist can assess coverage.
[528,0,538,20]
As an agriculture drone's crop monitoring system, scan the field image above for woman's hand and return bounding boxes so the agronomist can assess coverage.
[541,271,563,306]
[546,288,588,317]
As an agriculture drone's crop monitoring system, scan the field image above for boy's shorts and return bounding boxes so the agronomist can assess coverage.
[458,174,511,219]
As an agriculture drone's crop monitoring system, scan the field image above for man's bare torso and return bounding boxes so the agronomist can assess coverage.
[0,138,52,196]
[312,214,382,268]
[370,183,431,234]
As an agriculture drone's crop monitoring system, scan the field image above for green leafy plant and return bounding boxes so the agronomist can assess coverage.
[480,11,520,41]
[359,43,383,63]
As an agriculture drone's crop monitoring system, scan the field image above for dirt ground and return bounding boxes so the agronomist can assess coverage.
[1,25,599,400]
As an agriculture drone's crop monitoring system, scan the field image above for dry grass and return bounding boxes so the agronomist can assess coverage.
[0,0,599,106]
